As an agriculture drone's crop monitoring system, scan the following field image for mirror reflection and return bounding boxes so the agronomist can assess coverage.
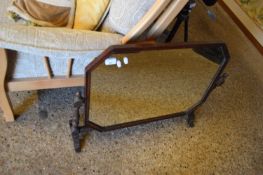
[89,48,220,127]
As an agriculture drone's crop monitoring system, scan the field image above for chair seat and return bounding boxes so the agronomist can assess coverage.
[0,24,123,58]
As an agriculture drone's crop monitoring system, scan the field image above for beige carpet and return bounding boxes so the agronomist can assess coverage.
[0,3,262,175]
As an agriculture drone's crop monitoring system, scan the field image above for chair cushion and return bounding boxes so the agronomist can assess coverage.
[74,0,111,30]
[7,0,76,28]
[0,24,123,58]
[101,0,155,35]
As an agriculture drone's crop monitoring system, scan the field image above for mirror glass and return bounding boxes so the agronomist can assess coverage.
[89,47,221,127]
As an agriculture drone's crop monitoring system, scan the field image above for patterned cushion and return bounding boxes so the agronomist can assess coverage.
[101,0,155,35]
[7,0,76,28]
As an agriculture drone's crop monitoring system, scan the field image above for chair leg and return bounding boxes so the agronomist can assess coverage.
[0,49,15,122]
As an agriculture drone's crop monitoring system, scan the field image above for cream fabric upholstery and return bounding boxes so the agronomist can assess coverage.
[0,0,12,24]
[7,50,103,79]
[0,24,122,58]
[101,0,155,35]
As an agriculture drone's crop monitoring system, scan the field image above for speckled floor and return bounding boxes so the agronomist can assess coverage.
[0,4,263,175]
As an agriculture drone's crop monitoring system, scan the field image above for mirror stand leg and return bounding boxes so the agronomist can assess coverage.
[69,111,81,152]
[69,92,84,153]
[70,121,81,153]
[186,111,195,128]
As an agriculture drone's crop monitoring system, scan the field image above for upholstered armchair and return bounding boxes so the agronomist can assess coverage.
[0,0,190,122]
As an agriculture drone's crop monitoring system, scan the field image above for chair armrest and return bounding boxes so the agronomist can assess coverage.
[0,24,123,58]
[121,0,171,44]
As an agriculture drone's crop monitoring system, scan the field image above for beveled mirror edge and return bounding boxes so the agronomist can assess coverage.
[84,42,230,131]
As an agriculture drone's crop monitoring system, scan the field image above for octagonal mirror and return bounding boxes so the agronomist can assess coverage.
[85,43,229,128]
